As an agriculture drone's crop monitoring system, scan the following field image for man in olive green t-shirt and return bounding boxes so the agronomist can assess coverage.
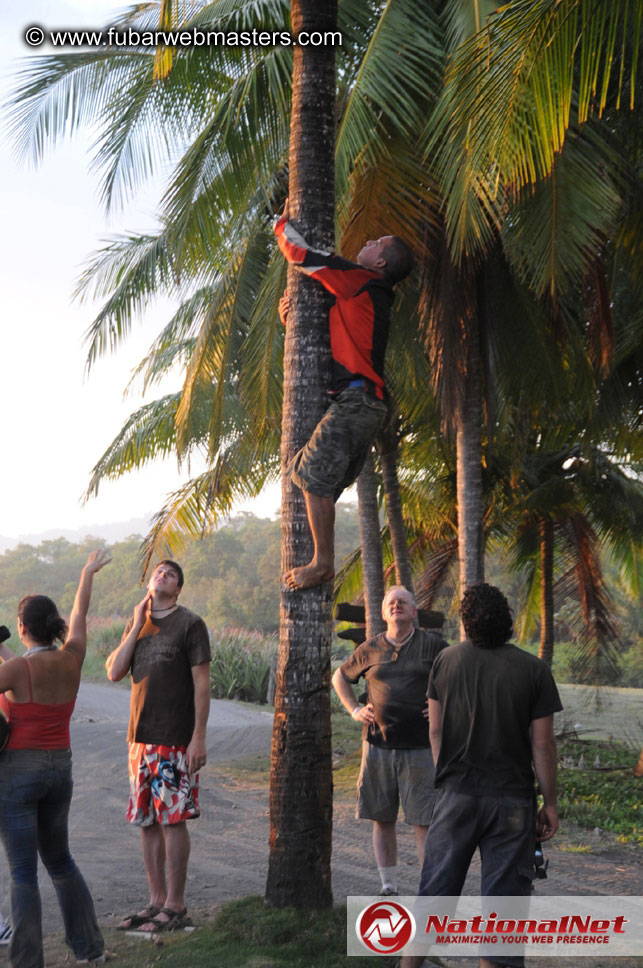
[332,586,446,896]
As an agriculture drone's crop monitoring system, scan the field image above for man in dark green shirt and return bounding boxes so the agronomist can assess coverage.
[401,583,562,968]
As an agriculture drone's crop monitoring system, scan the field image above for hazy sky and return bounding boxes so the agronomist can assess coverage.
[1,0,280,540]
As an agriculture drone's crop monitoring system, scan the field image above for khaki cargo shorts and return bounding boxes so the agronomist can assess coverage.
[288,387,387,501]
[356,741,437,826]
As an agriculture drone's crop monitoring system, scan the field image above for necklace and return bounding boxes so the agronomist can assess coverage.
[26,644,57,657]
[385,628,415,649]
[151,604,178,617]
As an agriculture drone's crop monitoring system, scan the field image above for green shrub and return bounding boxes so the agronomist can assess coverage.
[209,627,277,704]
[558,737,642,844]
[619,642,643,688]
[523,639,643,688]
[89,618,127,659]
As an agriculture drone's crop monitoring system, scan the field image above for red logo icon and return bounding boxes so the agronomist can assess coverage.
[356,900,416,953]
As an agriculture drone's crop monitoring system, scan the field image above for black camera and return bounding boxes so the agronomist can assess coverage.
[534,842,548,879]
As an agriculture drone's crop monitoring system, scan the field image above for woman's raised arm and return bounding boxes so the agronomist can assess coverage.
[63,549,112,665]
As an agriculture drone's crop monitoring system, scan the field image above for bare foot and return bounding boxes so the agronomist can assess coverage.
[283,562,334,590]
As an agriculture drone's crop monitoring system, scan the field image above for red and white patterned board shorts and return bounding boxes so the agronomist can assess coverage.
[126,743,200,826]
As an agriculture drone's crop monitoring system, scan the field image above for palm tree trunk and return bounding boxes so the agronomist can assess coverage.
[539,519,555,667]
[456,316,484,601]
[357,451,386,639]
[379,417,414,594]
[265,0,337,909]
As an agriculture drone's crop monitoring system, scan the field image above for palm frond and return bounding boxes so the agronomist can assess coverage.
[84,392,186,500]
[557,513,620,683]
[139,434,280,575]
[124,289,216,396]
[437,0,641,195]
[175,230,271,457]
[339,138,439,264]
[335,0,443,188]
[238,249,287,429]
[78,230,181,368]
[501,125,625,300]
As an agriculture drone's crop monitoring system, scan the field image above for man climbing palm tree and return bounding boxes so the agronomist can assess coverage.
[275,199,414,590]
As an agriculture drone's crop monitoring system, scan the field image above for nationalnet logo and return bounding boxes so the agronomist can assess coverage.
[347,896,643,957]
[356,900,416,954]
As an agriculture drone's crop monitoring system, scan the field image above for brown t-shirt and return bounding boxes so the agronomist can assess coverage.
[126,606,211,746]
[339,628,447,748]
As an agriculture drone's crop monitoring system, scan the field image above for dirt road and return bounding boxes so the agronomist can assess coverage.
[0,682,641,965]
[0,682,274,935]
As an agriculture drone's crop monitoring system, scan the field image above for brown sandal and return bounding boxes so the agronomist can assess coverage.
[136,907,192,933]
[117,905,161,930]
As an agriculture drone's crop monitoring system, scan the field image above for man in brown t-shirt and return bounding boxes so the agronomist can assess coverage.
[106,560,211,933]
[332,586,446,895]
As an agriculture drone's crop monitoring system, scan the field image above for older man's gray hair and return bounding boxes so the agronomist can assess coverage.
[382,585,416,609]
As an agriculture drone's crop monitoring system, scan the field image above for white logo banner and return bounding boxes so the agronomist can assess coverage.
[347,896,643,957]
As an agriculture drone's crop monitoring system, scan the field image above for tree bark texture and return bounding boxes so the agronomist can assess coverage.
[456,332,484,585]
[265,0,337,909]
[357,451,386,640]
[538,519,555,667]
[379,418,414,595]
[456,314,484,636]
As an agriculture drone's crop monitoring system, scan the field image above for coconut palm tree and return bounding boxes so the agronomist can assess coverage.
[503,439,643,679]
[416,0,642,608]
[263,0,337,908]
[7,0,442,548]
[379,414,414,594]
[355,453,386,639]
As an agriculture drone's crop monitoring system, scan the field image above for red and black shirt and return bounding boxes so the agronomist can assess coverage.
[275,215,394,399]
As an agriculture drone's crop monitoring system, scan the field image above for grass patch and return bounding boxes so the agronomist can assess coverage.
[558,737,642,844]
[85,898,399,968]
[331,710,365,795]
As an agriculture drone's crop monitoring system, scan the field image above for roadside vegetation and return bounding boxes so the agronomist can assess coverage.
[209,627,277,704]
[0,521,640,690]
[557,737,642,845]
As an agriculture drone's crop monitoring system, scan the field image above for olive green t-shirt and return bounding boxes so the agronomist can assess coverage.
[126,605,211,745]
[339,628,447,748]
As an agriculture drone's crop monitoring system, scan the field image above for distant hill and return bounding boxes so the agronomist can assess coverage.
[0,516,153,553]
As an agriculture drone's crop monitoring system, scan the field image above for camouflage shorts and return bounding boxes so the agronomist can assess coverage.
[288,387,388,500]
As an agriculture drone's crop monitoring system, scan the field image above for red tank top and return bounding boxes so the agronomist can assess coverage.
[0,659,76,750]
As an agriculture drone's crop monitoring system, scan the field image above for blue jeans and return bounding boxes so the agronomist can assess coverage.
[418,787,535,968]
[0,749,104,968]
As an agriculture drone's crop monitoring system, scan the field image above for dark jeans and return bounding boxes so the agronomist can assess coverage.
[418,787,535,968]
[0,749,104,968]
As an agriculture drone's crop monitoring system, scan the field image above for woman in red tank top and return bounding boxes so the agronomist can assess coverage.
[0,549,111,968]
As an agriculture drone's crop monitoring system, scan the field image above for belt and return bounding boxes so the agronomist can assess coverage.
[345,378,386,401]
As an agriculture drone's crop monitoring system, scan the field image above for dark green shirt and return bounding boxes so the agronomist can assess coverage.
[340,628,447,748]
[429,641,563,796]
